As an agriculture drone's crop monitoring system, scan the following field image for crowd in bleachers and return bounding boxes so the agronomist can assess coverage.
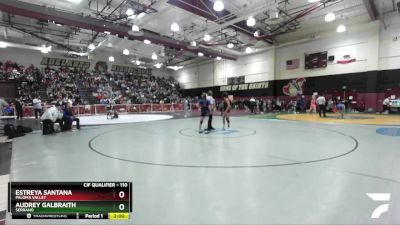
[0,61,84,105]
[84,73,182,104]
[0,61,41,104]
[42,67,83,105]
[1,60,183,136]
[0,60,182,107]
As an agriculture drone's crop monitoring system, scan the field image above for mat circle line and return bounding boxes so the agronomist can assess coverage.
[179,127,256,138]
[88,123,359,168]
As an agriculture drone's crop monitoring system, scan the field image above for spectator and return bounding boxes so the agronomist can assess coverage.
[381,97,390,114]
[276,98,282,111]
[0,98,9,116]
[326,98,334,112]
[309,96,317,113]
[299,95,307,112]
[3,104,14,116]
[249,96,256,114]
[32,95,42,119]
[62,105,80,131]
[336,101,346,119]
[15,97,23,120]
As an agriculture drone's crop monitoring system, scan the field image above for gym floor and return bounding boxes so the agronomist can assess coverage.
[5,114,400,224]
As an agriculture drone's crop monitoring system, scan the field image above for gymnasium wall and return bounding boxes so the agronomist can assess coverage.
[378,16,400,70]
[180,69,400,111]
[275,21,380,80]
[174,49,275,89]
[178,17,400,112]
[174,19,400,88]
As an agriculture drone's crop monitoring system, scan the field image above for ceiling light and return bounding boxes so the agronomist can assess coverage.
[56,23,62,27]
[337,24,346,33]
[154,63,162,68]
[0,41,7,48]
[41,48,49,54]
[66,0,82,3]
[246,16,256,27]
[171,22,180,32]
[123,49,130,55]
[126,8,134,16]
[144,39,151,44]
[151,53,158,60]
[213,0,224,12]
[109,56,115,62]
[167,66,184,71]
[216,56,222,60]
[88,43,95,50]
[128,24,144,36]
[325,13,335,22]
[137,12,146,19]
[188,40,198,49]
[132,24,140,32]
[308,0,319,2]
[203,34,212,42]
[245,47,254,54]
[198,52,204,57]
[40,45,51,54]
[136,60,141,66]
[77,52,87,57]
[227,43,234,48]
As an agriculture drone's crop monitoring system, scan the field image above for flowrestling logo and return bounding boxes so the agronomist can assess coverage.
[366,193,391,219]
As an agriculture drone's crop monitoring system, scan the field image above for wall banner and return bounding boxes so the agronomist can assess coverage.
[40,57,90,69]
[220,82,269,92]
[282,78,306,96]
[111,65,152,75]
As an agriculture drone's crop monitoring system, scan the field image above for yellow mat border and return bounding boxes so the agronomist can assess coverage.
[276,113,400,125]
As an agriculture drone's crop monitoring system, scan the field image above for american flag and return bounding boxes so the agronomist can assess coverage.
[286,58,300,70]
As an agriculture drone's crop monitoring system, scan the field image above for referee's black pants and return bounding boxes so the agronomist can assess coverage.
[207,112,213,129]
[318,104,326,117]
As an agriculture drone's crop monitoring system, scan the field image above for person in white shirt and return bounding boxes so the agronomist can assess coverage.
[183,98,190,118]
[41,103,63,134]
[32,96,42,119]
[249,97,256,114]
[382,97,390,114]
[41,103,62,122]
[276,98,282,111]
[316,95,326,118]
[206,90,215,130]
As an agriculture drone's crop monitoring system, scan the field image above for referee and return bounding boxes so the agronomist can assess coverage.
[206,90,215,130]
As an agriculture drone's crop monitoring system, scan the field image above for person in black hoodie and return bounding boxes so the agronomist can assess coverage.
[15,97,23,120]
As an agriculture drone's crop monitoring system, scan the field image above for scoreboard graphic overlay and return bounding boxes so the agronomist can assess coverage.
[8,182,132,220]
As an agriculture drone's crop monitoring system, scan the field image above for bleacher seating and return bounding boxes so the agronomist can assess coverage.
[0,60,182,106]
